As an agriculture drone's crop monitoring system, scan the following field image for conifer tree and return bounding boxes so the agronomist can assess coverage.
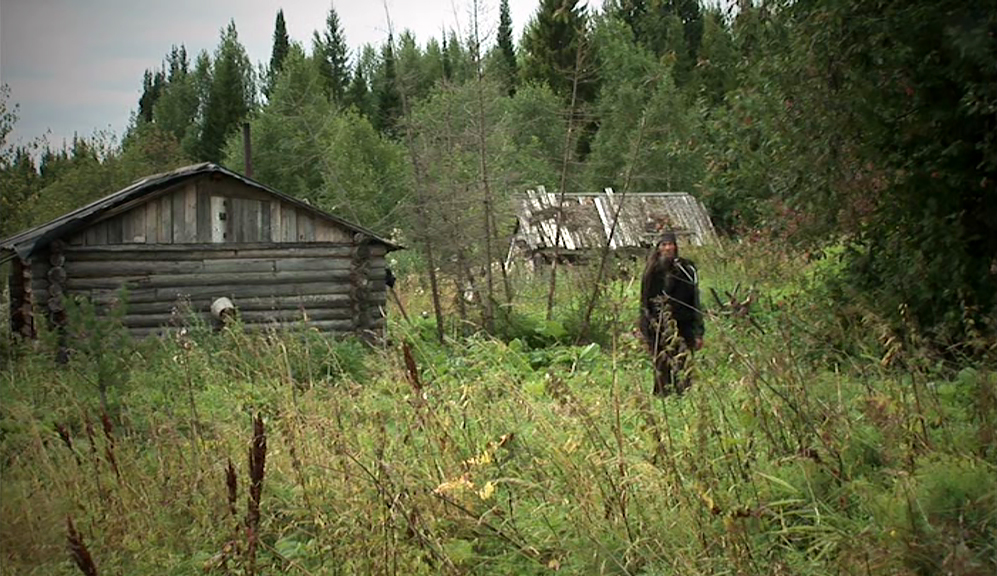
[442,36,454,82]
[152,45,200,145]
[520,0,597,103]
[642,0,702,83]
[345,64,372,118]
[138,69,166,123]
[314,3,351,103]
[166,45,189,83]
[423,38,446,85]
[442,31,471,83]
[495,0,518,96]
[374,35,402,136]
[692,9,735,104]
[198,21,254,163]
[266,10,291,98]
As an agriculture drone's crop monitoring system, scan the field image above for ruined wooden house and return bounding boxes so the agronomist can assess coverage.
[1,162,400,339]
[507,187,718,266]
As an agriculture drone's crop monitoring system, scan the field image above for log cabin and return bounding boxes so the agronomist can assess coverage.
[1,162,400,339]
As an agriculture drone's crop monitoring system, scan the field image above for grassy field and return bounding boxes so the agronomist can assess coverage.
[1,242,994,575]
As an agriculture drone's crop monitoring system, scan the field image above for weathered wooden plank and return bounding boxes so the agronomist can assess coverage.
[182,183,198,243]
[155,282,361,300]
[64,267,384,289]
[270,202,281,244]
[228,246,365,259]
[238,308,354,323]
[201,177,274,202]
[229,198,244,242]
[158,195,172,243]
[230,293,358,310]
[281,206,297,243]
[246,199,261,242]
[229,198,241,243]
[298,211,315,242]
[62,244,362,258]
[241,198,254,242]
[63,260,204,277]
[125,206,147,243]
[315,221,333,242]
[274,259,355,272]
[172,190,185,244]
[126,318,373,338]
[87,180,189,226]
[197,189,212,243]
[261,201,272,242]
[65,247,239,261]
[92,291,385,314]
[145,199,159,244]
[64,270,355,291]
[201,258,276,273]
[107,215,124,244]
[86,220,108,246]
[316,220,353,242]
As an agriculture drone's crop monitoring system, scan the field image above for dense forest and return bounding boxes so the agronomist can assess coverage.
[2,0,994,353]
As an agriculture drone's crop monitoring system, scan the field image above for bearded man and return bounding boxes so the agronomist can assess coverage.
[639,232,704,396]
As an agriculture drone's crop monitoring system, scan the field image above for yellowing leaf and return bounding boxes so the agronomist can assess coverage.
[478,481,495,500]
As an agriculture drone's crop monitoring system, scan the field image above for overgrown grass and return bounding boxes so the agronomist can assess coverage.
[1,243,994,575]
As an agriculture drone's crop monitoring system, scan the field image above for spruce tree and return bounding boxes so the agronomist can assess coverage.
[198,21,254,163]
[520,0,597,103]
[441,36,453,82]
[345,64,372,118]
[166,45,189,84]
[642,0,702,83]
[138,69,166,123]
[496,0,518,96]
[314,3,351,103]
[691,9,735,104]
[374,35,402,137]
[153,45,200,144]
[266,10,291,98]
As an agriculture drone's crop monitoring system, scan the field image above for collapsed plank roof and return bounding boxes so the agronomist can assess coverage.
[510,187,718,260]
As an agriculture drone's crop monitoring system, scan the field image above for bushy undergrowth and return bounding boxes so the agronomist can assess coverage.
[1,244,995,575]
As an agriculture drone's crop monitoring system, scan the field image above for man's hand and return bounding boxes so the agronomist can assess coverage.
[694,337,703,351]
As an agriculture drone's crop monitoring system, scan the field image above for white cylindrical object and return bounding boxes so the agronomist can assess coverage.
[211,297,235,320]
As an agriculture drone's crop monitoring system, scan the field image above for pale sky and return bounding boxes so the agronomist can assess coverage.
[0,0,540,150]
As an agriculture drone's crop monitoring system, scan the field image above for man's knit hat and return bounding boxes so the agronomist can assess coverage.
[657,231,678,246]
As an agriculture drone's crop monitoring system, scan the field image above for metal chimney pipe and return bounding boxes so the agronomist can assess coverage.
[242,122,253,178]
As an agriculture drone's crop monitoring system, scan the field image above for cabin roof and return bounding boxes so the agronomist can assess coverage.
[0,162,400,262]
[513,188,718,253]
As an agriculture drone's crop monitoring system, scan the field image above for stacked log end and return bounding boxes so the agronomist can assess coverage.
[350,233,372,333]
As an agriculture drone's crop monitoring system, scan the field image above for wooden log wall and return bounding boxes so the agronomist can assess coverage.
[29,243,388,338]
[46,241,68,330]
[9,257,35,338]
[350,235,372,332]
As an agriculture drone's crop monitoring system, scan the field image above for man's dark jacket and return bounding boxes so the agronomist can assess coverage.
[640,256,704,344]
